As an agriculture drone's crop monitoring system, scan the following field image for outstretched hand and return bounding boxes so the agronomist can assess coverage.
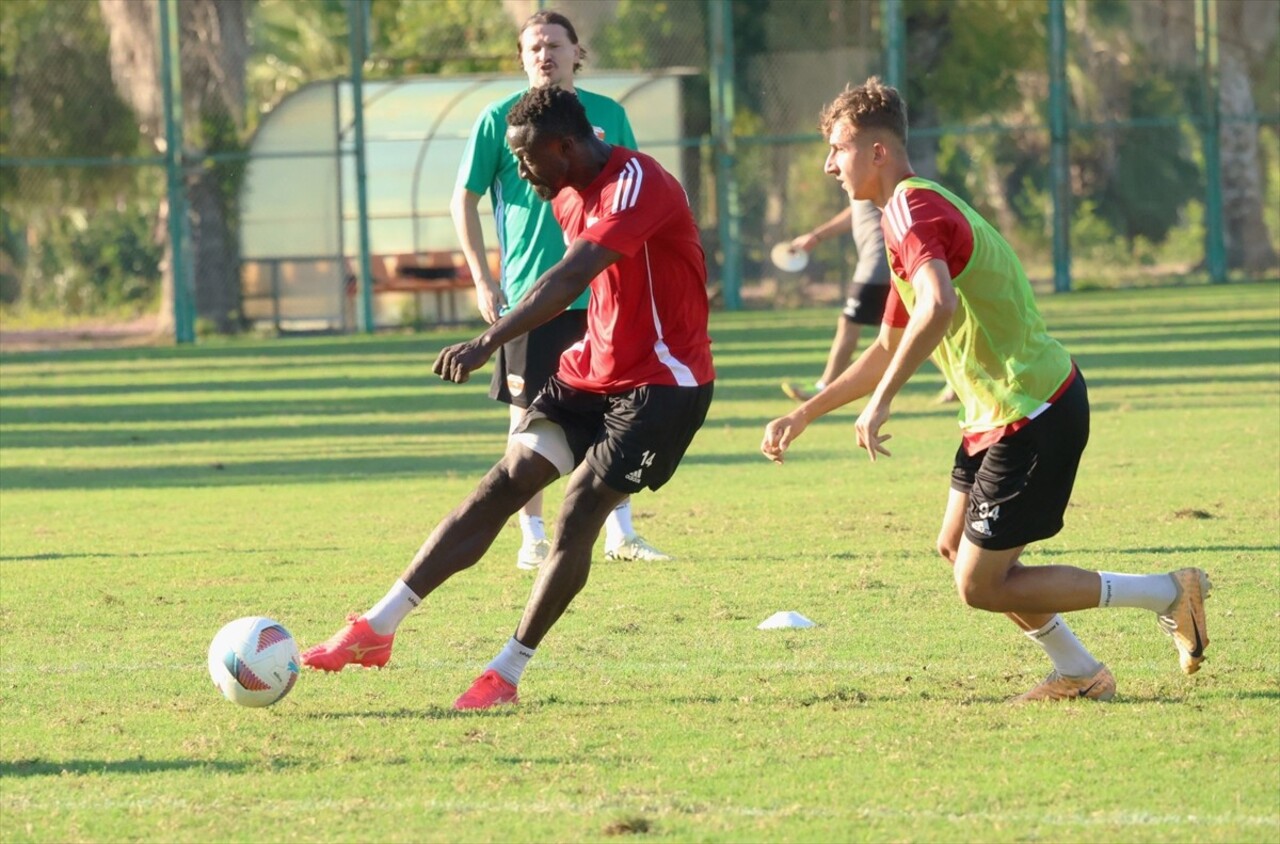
[854,399,893,461]
[789,232,819,253]
[761,413,808,464]
[433,339,492,384]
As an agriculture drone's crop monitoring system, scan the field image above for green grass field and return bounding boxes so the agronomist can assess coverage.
[2,282,1278,843]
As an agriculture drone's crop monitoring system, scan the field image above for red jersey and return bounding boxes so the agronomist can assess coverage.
[879,183,975,330]
[550,147,715,392]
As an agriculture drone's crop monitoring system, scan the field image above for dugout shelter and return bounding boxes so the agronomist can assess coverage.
[238,71,693,332]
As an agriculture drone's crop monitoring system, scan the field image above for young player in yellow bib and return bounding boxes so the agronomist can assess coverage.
[761,78,1211,702]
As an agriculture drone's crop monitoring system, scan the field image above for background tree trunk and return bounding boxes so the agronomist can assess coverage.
[181,0,248,333]
[99,0,249,336]
[99,0,173,336]
[1216,2,1278,271]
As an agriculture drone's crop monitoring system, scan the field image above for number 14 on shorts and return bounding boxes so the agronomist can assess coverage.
[624,450,656,485]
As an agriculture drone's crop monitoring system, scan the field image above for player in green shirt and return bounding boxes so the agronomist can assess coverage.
[451,10,670,571]
[761,78,1211,702]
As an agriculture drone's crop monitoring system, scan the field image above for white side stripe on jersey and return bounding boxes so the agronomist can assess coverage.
[884,191,913,243]
[642,244,697,386]
[493,180,508,288]
[611,158,644,214]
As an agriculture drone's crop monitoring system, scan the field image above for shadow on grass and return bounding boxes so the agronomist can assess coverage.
[0,758,254,778]
[297,706,518,721]
[0,546,343,563]
[1221,690,1280,700]
[0,333,468,367]
[0,454,501,491]
[1032,544,1279,556]
[3,286,1275,493]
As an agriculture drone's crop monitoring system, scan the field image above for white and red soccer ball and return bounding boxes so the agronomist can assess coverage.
[207,616,300,707]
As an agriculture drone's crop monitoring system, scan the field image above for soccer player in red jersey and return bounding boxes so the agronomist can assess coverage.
[761,78,1210,702]
[304,86,714,710]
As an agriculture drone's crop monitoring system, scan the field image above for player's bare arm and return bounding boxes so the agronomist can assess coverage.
[855,259,956,461]
[450,186,505,323]
[434,238,621,383]
[761,322,901,463]
[790,206,853,252]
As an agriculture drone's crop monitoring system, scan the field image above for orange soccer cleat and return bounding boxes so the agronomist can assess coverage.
[1012,663,1116,703]
[1159,568,1212,675]
[300,614,394,672]
[453,669,519,711]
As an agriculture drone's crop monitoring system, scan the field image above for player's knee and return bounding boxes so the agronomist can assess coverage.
[954,572,1001,611]
[473,459,543,507]
[501,451,557,497]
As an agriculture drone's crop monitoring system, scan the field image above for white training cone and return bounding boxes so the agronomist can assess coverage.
[757,611,816,630]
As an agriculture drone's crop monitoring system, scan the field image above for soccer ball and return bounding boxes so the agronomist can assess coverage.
[207,616,300,708]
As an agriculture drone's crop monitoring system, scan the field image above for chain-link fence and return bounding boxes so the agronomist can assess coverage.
[2,0,1277,340]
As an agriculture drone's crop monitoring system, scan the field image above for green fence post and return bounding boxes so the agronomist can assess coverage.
[159,0,195,343]
[708,0,741,311]
[1048,0,1071,293]
[1197,0,1227,283]
[880,0,904,90]
[348,0,376,332]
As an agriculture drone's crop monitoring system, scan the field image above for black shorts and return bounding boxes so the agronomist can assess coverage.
[489,310,588,408]
[841,282,890,325]
[950,370,1090,550]
[517,376,714,494]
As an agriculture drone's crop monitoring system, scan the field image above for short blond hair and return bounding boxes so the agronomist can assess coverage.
[819,77,908,144]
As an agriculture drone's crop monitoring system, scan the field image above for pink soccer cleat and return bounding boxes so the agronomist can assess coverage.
[453,669,519,711]
[300,614,394,672]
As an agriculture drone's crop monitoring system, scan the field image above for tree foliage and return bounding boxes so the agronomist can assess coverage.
[592,0,708,72]
[0,0,152,310]
[3,0,1275,322]
[0,0,141,206]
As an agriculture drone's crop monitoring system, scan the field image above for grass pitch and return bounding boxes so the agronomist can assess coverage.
[1,282,1278,843]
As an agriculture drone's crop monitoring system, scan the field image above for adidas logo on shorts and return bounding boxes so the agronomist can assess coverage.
[625,469,643,484]
[970,503,1000,538]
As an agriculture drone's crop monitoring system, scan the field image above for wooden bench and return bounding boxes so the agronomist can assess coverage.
[345,252,476,326]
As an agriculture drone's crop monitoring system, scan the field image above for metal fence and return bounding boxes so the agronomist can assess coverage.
[2,0,1277,341]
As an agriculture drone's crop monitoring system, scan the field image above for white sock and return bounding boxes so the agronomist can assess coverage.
[1098,572,1178,613]
[363,580,420,636]
[519,514,546,543]
[1024,615,1100,677]
[486,636,535,686]
[604,500,634,547]
[813,380,827,392]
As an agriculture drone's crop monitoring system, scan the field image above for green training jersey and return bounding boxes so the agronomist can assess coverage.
[882,176,1073,434]
[456,87,637,312]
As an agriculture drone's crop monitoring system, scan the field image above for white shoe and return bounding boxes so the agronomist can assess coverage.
[516,538,550,571]
[604,534,672,562]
